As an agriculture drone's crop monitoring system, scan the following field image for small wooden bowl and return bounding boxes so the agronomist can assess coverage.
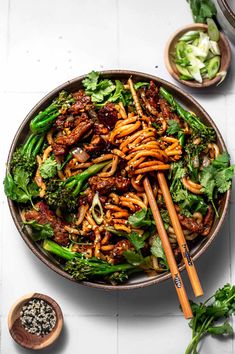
[8,293,63,350]
[164,23,232,88]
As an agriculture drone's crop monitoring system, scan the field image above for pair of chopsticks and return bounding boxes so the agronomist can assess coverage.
[144,175,203,319]
[128,78,203,319]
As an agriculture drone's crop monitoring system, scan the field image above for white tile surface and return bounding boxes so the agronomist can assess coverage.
[3,0,118,93]
[0,0,234,353]
[118,315,233,354]
[1,314,117,354]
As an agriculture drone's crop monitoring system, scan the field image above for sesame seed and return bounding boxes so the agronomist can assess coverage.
[20,298,57,336]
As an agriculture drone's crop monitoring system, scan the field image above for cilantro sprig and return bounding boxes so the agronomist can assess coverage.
[83,71,149,107]
[184,283,235,354]
[200,153,235,216]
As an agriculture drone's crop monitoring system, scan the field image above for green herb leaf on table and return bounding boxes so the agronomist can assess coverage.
[184,283,235,354]
[207,322,233,335]
[187,0,217,23]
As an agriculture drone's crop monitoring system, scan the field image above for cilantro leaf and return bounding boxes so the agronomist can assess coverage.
[215,166,235,193]
[82,71,99,91]
[40,155,58,179]
[150,236,169,270]
[24,220,54,241]
[200,154,235,216]
[187,0,217,23]
[200,165,215,201]
[83,72,149,107]
[134,82,150,89]
[90,79,115,103]
[4,172,19,201]
[123,250,144,266]
[108,80,124,103]
[166,120,181,135]
[4,167,39,207]
[127,231,145,251]
[128,208,154,228]
[160,209,170,230]
[212,152,230,168]
[183,283,235,354]
[207,322,233,336]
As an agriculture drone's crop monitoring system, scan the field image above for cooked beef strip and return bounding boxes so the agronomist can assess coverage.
[84,123,112,156]
[55,114,76,130]
[70,89,93,114]
[88,176,131,195]
[94,123,109,135]
[177,211,204,234]
[111,239,132,260]
[52,113,93,156]
[158,98,180,122]
[84,135,107,154]
[97,103,118,130]
[139,81,159,114]
[24,202,69,246]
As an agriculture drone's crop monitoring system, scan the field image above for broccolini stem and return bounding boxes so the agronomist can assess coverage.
[65,161,111,196]
[30,112,60,134]
[159,87,215,138]
[25,134,44,157]
[59,152,73,170]
[21,134,36,155]
[43,239,80,260]
[30,91,75,134]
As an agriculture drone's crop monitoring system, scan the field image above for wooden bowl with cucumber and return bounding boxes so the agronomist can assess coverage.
[164,23,231,88]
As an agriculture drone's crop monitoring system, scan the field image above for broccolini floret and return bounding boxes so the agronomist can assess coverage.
[43,240,139,285]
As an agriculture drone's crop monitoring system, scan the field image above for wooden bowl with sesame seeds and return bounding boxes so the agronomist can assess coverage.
[8,293,63,350]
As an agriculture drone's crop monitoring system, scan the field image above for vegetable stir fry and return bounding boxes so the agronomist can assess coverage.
[4,71,234,285]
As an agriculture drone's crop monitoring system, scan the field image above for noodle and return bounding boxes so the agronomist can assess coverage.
[18,74,222,284]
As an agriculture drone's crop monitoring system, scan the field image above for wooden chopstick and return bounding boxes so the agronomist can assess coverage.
[143,177,193,319]
[157,172,203,298]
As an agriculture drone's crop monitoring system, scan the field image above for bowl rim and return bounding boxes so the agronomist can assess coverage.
[164,23,232,88]
[217,0,235,28]
[6,69,231,290]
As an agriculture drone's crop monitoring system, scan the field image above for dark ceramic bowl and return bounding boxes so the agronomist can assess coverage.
[216,0,235,44]
[6,70,231,290]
